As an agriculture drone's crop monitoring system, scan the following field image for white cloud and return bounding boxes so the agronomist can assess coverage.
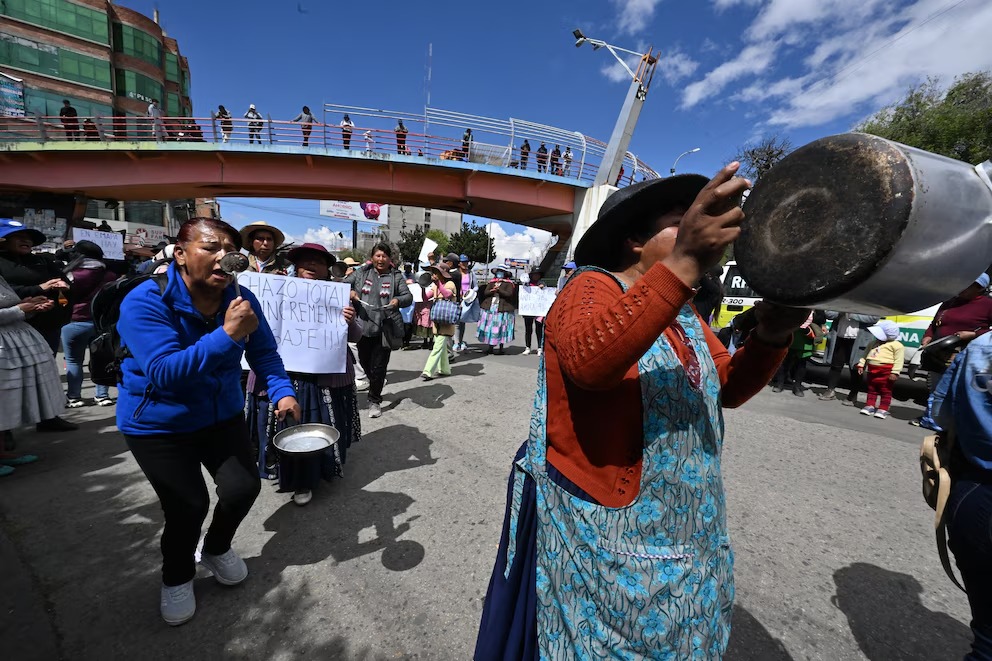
[286,226,351,251]
[658,49,700,85]
[712,0,761,10]
[612,0,664,35]
[682,0,992,130]
[484,224,554,271]
[681,42,778,108]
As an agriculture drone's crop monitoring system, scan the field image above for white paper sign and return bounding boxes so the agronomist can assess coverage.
[408,283,424,303]
[418,238,438,266]
[72,228,124,260]
[236,272,350,374]
[519,286,557,317]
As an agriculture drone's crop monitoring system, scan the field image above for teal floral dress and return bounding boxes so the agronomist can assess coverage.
[478,269,734,659]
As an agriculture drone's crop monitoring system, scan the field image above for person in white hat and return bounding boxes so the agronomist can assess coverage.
[244,104,263,144]
[239,222,290,274]
[857,319,905,419]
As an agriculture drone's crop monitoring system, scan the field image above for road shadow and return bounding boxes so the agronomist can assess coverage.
[450,362,485,378]
[726,605,793,660]
[257,424,435,574]
[386,383,455,410]
[832,562,972,659]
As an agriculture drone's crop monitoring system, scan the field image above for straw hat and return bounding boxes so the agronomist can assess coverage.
[239,222,286,252]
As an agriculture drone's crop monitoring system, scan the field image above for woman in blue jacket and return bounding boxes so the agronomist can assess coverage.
[117,218,300,627]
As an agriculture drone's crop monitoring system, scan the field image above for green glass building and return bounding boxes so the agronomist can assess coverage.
[0,0,193,131]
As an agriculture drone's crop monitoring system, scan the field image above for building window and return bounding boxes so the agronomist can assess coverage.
[112,23,161,67]
[166,92,180,116]
[115,68,163,105]
[23,89,112,118]
[164,52,178,82]
[1,0,110,44]
[0,31,112,89]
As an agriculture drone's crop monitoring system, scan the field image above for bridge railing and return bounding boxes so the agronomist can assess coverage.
[1,110,663,188]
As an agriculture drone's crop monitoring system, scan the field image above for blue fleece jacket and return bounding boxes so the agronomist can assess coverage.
[116,263,294,436]
[933,332,992,471]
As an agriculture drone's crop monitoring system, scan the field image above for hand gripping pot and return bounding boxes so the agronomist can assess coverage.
[735,133,992,315]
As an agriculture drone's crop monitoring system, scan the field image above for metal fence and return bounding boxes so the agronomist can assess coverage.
[0,104,662,188]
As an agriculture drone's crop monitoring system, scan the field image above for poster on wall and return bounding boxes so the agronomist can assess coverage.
[319,200,389,226]
[17,208,66,252]
[0,72,25,117]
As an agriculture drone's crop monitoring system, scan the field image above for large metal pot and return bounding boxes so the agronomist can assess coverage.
[735,133,992,315]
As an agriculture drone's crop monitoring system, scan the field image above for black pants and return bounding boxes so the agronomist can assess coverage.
[773,353,807,390]
[826,337,862,400]
[249,128,261,144]
[948,477,992,659]
[523,316,544,350]
[125,415,261,586]
[302,127,311,146]
[343,134,351,150]
[357,335,391,404]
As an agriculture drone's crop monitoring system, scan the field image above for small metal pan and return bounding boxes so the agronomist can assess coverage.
[272,418,340,457]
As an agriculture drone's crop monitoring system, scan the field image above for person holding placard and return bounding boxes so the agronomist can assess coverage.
[246,243,363,507]
[421,264,457,380]
[520,268,546,357]
[478,266,518,355]
[116,217,300,626]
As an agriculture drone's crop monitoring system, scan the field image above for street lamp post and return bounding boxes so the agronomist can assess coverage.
[670,147,701,175]
[572,29,658,187]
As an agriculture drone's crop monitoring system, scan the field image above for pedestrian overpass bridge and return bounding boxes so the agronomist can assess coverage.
[0,104,661,246]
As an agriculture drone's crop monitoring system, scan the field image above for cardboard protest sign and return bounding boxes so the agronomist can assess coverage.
[72,228,124,260]
[237,272,350,373]
[518,286,557,317]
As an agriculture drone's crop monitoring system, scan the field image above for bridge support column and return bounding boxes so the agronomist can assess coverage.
[535,184,618,278]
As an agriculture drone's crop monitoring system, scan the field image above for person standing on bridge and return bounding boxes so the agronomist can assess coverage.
[59,99,79,140]
[461,128,473,161]
[519,140,531,170]
[148,99,165,141]
[563,146,573,176]
[239,222,291,275]
[292,106,318,147]
[217,105,233,143]
[550,145,561,175]
[340,114,354,150]
[245,104,263,144]
[536,142,548,173]
[476,164,807,659]
[395,120,410,155]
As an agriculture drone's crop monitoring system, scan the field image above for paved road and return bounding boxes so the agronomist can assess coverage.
[1,338,974,660]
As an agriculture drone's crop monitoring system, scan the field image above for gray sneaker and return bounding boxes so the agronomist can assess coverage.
[369,402,382,419]
[354,378,370,392]
[817,390,836,401]
[199,548,248,586]
[160,580,195,626]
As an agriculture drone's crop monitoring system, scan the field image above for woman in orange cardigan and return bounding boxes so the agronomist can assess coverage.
[476,164,808,659]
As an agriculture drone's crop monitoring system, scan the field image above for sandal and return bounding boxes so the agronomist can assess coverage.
[0,454,39,467]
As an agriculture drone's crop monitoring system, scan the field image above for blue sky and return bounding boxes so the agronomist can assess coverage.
[125,0,991,260]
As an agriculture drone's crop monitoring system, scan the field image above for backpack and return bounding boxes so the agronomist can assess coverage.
[88,272,168,387]
[919,431,966,592]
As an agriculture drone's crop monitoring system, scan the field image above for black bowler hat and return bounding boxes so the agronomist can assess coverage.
[574,174,709,270]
